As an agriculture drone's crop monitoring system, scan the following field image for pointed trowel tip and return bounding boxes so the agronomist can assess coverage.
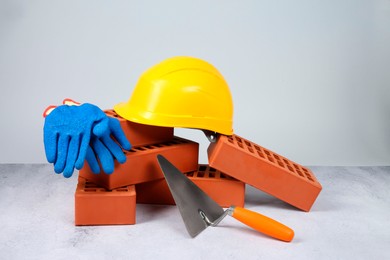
[157,154,172,173]
[157,154,167,165]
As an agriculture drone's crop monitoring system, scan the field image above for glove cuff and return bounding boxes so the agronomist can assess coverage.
[63,98,81,106]
[42,98,82,118]
[42,105,57,118]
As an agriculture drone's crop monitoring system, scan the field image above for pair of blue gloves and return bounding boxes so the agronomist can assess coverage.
[43,103,131,178]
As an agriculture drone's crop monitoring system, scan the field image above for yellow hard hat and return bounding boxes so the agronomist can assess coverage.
[114,56,234,135]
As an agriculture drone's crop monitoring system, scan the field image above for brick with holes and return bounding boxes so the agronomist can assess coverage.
[136,164,245,207]
[75,177,136,225]
[207,134,322,211]
[80,136,199,190]
[105,109,174,147]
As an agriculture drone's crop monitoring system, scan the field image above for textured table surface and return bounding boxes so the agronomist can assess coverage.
[1,164,389,259]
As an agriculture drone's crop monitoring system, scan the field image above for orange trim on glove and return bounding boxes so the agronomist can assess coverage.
[43,98,81,118]
[42,105,57,118]
[63,98,81,106]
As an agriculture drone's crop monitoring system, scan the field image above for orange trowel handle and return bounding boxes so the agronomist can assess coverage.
[231,206,294,242]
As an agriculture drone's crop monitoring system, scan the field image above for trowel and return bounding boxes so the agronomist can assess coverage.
[157,155,294,242]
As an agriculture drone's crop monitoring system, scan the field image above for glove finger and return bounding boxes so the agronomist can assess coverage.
[85,146,100,174]
[92,117,109,137]
[54,135,70,174]
[43,124,58,163]
[63,135,80,178]
[91,137,115,174]
[101,134,126,164]
[108,117,131,150]
[75,130,91,170]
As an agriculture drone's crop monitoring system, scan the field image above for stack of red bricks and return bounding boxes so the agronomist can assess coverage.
[75,110,322,226]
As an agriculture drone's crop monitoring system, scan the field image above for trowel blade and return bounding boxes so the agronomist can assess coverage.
[157,154,225,237]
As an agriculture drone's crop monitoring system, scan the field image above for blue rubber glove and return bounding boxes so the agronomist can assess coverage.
[86,116,131,174]
[44,103,131,178]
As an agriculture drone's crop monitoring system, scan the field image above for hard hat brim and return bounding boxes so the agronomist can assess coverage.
[114,102,233,136]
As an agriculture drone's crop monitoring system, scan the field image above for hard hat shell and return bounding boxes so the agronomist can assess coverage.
[114,56,233,135]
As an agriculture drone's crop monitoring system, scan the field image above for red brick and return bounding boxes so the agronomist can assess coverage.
[105,109,174,147]
[136,164,245,208]
[79,136,199,190]
[75,177,136,226]
[208,134,322,211]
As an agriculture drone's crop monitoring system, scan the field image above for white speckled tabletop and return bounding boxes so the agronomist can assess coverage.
[0,165,389,259]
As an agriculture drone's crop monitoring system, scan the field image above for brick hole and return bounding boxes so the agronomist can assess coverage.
[247,146,254,153]
[254,145,261,151]
[264,150,271,156]
[227,137,234,143]
[283,159,290,165]
[84,188,97,192]
[198,165,208,172]
[197,171,205,178]
[296,170,304,177]
[244,140,251,147]
[115,188,128,192]
[85,182,98,188]
[171,139,182,144]
[84,185,98,189]
[186,172,194,177]
[110,111,122,119]
[267,156,274,163]
[293,164,300,169]
[277,160,285,168]
[144,145,154,149]
[154,144,164,148]
[273,154,280,160]
[235,136,242,143]
[135,147,146,151]
[209,167,217,178]
[237,142,244,149]
[303,171,315,182]
[257,151,265,158]
[287,165,295,172]
[220,173,233,180]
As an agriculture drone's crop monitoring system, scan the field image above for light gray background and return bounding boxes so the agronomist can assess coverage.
[1,0,389,165]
